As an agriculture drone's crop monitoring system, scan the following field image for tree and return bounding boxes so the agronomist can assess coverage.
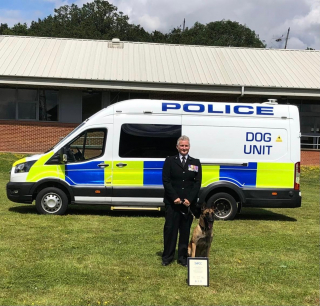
[4,1,266,48]
[28,0,151,42]
[2,23,28,36]
[0,23,9,35]
[167,20,266,48]
[150,30,168,43]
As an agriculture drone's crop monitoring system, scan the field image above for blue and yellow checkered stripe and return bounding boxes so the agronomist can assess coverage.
[112,161,164,186]
[21,152,295,189]
[202,162,294,188]
[112,161,295,189]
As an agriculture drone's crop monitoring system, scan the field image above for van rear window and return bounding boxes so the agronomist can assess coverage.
[119,124,181,158]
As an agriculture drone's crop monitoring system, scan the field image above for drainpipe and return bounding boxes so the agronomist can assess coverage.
[237,86,245,102]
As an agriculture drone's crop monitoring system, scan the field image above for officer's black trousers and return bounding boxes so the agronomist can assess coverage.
[162,204,193,264]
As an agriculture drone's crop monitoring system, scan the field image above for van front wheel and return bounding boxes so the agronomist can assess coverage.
[207,192,237,220]
[35,187,68,215]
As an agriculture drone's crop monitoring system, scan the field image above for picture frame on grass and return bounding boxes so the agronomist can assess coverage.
[188,257,209,286]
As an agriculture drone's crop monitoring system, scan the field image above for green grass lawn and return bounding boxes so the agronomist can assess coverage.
[0,153,319,306]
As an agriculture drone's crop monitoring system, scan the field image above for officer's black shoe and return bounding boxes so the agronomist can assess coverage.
[161,261,171,266]
[178,260,188,267]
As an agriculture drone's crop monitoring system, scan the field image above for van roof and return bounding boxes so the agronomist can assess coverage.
[96,99,295,118]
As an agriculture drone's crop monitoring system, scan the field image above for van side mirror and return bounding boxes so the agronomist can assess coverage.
[62,154,68,163]
[59,147,68,164]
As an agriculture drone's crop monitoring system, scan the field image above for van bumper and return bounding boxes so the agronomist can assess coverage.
[6,182,35,204]
[242,188,301,208]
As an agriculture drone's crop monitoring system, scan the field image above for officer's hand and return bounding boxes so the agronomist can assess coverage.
[183,199,190,206]
[174,198,181,204]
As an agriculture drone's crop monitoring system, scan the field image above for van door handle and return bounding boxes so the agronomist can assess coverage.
[98,163,109,168]
[116,163,127,168]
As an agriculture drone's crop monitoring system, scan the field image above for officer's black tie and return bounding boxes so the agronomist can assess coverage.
[182,156,186,167]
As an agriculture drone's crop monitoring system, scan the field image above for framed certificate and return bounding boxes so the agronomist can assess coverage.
[188,257,209,286]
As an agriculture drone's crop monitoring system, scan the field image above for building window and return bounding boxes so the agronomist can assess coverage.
[18,102,37,120]
[288,99,320,134]
[82,91,102,121]
[0,88,16,119]
[288,99,320,150]
[39,90,59,121]
[0,87,58,121]
[17,89,38,120]
[110,91,149,104]
[119,124,181,158]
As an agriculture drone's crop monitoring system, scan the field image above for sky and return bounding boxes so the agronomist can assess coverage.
[0,0,319,50]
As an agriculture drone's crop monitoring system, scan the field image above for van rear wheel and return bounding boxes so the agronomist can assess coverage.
[35,187,68,215]
[207,192,237,220]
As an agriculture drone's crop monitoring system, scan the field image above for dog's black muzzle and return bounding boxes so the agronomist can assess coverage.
[205,216,214,230]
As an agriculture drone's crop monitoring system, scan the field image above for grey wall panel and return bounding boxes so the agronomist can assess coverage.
[59,89,82,123]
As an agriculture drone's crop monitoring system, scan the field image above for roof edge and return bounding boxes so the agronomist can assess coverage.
[1,35,318,52]
[1,76,320,98]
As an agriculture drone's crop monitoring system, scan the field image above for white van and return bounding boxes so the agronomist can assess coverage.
[6,99,301,220]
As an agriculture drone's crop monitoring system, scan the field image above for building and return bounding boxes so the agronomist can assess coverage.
[0,35,319,164]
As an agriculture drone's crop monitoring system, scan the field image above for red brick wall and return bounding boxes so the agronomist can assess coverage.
[301,150,320,166]
[0,120,77,153]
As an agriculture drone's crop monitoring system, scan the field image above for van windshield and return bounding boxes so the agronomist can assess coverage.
[45,120,88,153]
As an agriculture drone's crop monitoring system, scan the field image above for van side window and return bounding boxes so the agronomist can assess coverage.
[67,129,106,162]
[119,124,181,158]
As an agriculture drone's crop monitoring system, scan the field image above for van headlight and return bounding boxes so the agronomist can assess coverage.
[14,161,36,173]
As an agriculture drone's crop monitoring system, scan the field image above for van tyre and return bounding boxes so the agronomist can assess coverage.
[35,187,68,215]
[207,192,237,220]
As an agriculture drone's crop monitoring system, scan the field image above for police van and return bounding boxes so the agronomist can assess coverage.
[6,99,301,220]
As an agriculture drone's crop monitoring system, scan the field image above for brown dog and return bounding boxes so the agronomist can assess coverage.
[188,206,215,258]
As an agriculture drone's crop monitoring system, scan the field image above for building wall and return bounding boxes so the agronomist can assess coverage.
[1,89,319,165]
[0,120,77,153]
[0,89,112,153]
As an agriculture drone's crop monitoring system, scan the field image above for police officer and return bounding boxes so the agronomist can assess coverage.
[162,135,202,267]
